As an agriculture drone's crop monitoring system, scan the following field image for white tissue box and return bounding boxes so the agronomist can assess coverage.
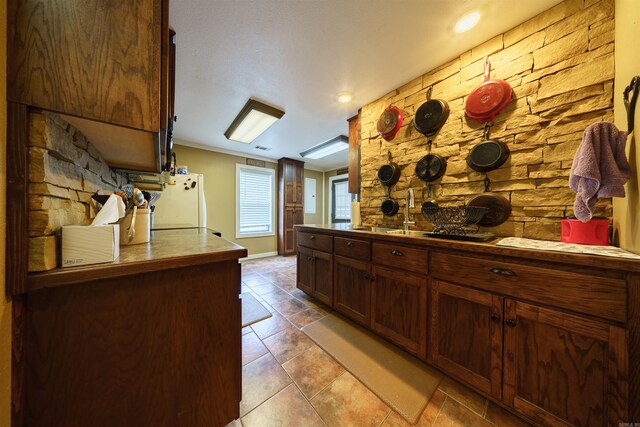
[61,225,120,268]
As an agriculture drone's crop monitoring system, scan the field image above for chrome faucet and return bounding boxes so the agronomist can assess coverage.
[404,188,415,232]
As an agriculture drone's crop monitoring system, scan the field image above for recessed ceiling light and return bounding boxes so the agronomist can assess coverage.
[454,12,480,33]
[337,92,353,104]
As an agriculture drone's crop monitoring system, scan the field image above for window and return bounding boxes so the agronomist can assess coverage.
[236,164,275,238]
[329,174,354,223]
[304,177,316,214]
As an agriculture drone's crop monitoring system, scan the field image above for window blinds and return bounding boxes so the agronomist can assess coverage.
[238,167,273,234]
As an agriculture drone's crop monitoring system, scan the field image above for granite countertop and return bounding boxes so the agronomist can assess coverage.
[28,228,248,292]
[296,224,640,273]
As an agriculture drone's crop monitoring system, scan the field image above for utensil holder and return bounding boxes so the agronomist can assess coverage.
[119,208,151,245]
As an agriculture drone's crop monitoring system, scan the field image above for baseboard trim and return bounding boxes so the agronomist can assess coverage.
[240,251,279,262]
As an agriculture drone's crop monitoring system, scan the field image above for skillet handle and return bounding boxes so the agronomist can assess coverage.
[426,86,432,101]
[484,57,491,82]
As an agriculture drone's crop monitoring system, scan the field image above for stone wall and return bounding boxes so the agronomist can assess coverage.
[28,112,127,271]
[359,0,615,240]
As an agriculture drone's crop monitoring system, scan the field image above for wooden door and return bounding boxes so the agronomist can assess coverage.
[429,280,503,399]
[312,250,333,306]
[371,265,427,358]
[296,246,313,295]
[503,300,627,427]
[334,255,370,326]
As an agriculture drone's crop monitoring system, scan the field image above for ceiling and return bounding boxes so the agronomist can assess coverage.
[170,0,562,171]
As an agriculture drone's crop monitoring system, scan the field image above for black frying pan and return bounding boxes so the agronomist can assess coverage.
[414,87,450,136]
[377,151,401,186]
[467,124,509,172]
[416,153,446,181]
[381,186,399,216]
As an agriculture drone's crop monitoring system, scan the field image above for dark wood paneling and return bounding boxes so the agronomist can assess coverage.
[8,0,162,132]
[334,255,370,326]
[11,296,26,427]
[371,265,427,358]
[429,280,503,399]
[297,231,333,252]
[334,237,371,262]
[296,246,313,295]
[627,273,640,422]
[432,252,626,323]
[6,102,29,296]
[312,250,333,306]
[23,261,241,427]
[372,242,428,275]
[503,300,626,427]
[347,111,361,195]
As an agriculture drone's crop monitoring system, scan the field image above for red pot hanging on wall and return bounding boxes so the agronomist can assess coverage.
[465,58,513,122]
[377,105,404,141]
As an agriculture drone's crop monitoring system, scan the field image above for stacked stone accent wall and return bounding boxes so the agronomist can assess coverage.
[28,112,127,271]
[359,0,615,240]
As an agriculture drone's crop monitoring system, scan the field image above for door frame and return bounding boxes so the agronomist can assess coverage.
[328,173,350,224]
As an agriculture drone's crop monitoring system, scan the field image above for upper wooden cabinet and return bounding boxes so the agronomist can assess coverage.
[278,158,305,255]
[8,0,174,172]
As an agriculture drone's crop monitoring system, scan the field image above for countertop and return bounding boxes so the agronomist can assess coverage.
[296,224,640,273]
[28,228,248,292]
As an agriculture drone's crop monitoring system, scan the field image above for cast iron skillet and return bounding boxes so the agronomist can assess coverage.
[414,87,450,136]
[416,151,446,181]
[381,186,399,216]
[377,151,401,186]
[468,177,511,227]
[467,124,509,173]
[465,58,513,122]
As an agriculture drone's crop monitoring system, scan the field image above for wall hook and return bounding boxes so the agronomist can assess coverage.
[623,75,639,133]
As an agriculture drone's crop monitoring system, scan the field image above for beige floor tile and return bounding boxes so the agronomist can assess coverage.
[311,372,390,427]
[243,277,272,288]
[415,388,447,426]
[242,331,269,366]
[485,402,532,427]
[241,384,325,427]
[251,283,283,295]
[438,377,488,416]
[282,345,345,399]
[261,289,294,305]
[251,312,295,340]
[287,308,326,329]
[269,296,309,317]
[242,326,253,335]
[224,419,242,427]
[262,326,315,363]
[380,411,412,426]
[240,353,292,416]
[432,397,493,427]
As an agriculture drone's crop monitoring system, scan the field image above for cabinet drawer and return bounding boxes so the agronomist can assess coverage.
[335,237,371,261]
[372,242,428,275]
[431,252,627,323]
[297,231,333,252]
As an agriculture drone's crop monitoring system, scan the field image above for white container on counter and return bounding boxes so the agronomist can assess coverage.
[62,224,120,267]
[119,208,151,245]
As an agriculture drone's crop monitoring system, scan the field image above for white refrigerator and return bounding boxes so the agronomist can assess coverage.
[152,173,207,229]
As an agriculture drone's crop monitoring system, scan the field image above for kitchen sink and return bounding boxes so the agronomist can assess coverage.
[369,227,428,237]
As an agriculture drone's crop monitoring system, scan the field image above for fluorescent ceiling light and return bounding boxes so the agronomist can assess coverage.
[455,12,480,33]
[224,98,285,144]
[338,92,353,103]
[300,135,349,159]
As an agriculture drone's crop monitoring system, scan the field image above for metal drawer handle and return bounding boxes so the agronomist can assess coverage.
[490,313,500,322]
[506,319,517,328]
[307,257,312,261]
[391,250,403,256]
[347,241,354,247]
[309,235,316,240]
[490,268,517,277]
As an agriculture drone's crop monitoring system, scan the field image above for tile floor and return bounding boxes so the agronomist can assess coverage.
[231,255,530,427]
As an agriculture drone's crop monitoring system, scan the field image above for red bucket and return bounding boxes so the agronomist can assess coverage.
[560,218,610,246]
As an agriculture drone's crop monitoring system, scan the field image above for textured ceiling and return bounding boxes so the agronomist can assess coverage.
[170,0,562,171]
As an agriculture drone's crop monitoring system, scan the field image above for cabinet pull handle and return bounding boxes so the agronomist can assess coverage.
[490,268,517,277]
[363,273,370,280]
[490,313,500,322]
[369,275,376,281]
[309,235,316,240]
[391,250,403,256]
[506,319,517,327]
[307,257,312,261]
[347,241,354,247]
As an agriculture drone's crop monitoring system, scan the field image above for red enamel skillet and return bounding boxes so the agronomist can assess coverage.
[465,58,512,122]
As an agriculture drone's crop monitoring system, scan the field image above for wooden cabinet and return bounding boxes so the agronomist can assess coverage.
[334,255,371,326]
[429,280,503,400]
[371,265,427,358]
[296,245,333,305]
[297,246,314,295]
[7,0,173,172]
[503,300,626,427]
[278,158,305,255]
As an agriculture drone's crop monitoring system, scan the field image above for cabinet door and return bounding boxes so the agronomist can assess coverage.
[284,208,297,254]
[294,164,304,205]
[296,246,313,295]
[371,266,427,358]
[312,251,333,306]
[429,280,503,399]
[503,300,627,427]
[334,256,370,326]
